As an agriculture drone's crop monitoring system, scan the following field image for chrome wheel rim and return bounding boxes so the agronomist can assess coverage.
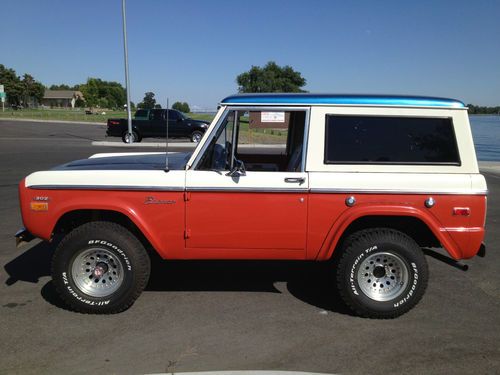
[357,252,409,301]
[124,133,135,143]
[192,132,202,142]
[71,248,124,298]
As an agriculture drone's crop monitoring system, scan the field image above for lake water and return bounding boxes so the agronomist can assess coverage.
[470,115,500,161]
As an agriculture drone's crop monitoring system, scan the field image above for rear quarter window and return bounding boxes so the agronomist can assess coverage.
[324,115,460,165]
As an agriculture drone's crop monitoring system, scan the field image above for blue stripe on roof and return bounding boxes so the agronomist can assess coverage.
[221,94,465,108]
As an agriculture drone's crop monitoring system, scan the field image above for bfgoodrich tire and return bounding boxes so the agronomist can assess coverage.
[51,221,150,314]
[336,228,428,319]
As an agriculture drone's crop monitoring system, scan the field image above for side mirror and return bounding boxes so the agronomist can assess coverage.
[226,159,246,177]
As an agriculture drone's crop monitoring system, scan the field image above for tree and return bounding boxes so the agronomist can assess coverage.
[80,78,99,107]
[49,84,73,90]
[236,61,307,93]
[0,67,45,107]
[172,101,190,113]
[138,92,156,109]
[0,65,130,109]
[79,78,126,108]
[21,74,44,105]
[466,104,500,115]
[0,64,23,105]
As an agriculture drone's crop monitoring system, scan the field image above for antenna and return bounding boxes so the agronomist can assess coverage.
[164,98,170,172]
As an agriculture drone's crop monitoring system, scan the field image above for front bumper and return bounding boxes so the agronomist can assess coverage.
[15,228,34,248]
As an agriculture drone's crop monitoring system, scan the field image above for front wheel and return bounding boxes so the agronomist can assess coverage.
[190,130,203,143]
[336,228,428,319]
[51,221,151,314]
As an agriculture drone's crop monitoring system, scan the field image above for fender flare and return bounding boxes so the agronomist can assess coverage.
[51,203,162,253]
[315,204,462,260]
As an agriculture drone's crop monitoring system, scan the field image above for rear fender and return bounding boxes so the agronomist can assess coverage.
[316,204,462,260]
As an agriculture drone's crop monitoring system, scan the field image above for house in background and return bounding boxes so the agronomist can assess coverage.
[42,90,84,108]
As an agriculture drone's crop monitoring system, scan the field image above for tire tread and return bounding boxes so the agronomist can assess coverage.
[336,228,428,319]
[51,221,150,314]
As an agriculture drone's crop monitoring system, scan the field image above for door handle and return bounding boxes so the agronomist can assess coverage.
[284,177,306,184]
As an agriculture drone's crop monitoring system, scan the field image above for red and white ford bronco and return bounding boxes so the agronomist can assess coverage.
[16,94,487,318]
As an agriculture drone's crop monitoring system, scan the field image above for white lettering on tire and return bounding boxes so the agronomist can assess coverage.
[62,271,111,306]
[87,239,131,271]
[349,245,378,296]
[393,262,419,308]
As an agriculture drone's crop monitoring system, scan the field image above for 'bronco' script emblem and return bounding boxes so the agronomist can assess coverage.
[144,196,176,205]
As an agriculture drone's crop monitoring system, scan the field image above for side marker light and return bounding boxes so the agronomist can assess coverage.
[453,207,470,216]
[30,202,49,211]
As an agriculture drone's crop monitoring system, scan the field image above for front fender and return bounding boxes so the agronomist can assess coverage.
[19,184,184,258]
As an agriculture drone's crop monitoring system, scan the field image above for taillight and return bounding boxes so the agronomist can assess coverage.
[109,120,120,125]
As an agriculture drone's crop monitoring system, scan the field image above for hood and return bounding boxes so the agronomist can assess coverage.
[187,118,210,125]
[52,152,192,171]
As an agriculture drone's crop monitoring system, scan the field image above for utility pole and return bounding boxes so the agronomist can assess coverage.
[121,0,133,143]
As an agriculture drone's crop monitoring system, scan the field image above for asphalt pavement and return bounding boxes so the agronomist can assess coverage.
[0,120,499,375]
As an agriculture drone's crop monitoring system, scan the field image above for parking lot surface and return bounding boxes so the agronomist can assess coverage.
[1,120,499,374]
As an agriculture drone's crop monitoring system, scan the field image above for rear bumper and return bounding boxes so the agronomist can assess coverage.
[15,228,34,248]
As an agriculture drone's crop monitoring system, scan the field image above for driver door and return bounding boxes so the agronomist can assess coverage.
[184,109,309,259]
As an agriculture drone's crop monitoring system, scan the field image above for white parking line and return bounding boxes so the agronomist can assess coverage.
[149,372,336,375]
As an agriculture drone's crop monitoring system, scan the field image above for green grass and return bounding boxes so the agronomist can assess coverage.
[187,113,215,122]
[0,108,124,123]
[0,108,287,143]
[0,108,217,123]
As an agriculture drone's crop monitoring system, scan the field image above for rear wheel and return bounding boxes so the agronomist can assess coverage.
[51,221,150,314]
[336,228,428,318]
[122,131,141,143]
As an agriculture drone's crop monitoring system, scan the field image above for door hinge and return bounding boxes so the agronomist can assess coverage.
[184,229,191,239]
[184,191,191,201]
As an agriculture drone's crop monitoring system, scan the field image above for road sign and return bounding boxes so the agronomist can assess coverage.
[0,88,5,110]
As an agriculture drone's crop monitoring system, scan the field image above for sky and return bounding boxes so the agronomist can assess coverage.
[1,0,499,110]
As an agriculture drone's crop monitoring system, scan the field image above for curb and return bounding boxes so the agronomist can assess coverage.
[92,141,287,149]
[92,141,196,148]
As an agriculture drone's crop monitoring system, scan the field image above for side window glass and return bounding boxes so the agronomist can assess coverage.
[168,110,179,121]
[197,109,306,172]
[134,109,148,118]
[197,111,235,170]
[324,115,460,164]
[152,110,163,120]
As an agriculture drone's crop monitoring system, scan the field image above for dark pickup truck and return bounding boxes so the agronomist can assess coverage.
[107,109,210,143]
